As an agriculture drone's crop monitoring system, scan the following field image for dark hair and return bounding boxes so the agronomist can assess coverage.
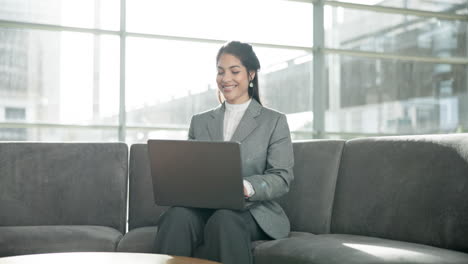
[216,41,262,105]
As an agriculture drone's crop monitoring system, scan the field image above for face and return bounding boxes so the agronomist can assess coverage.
[216,53,255,104]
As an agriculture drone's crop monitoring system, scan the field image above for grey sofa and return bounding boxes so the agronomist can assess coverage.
[2,135,468,263]
[0,143,128,257]
[118,134,468,263]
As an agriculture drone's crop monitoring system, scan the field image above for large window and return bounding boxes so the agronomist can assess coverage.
[325,55,466,135]
[0,26,120,141]
[127,0,313,47]
[325,7,467,57]
[327,0,467,13]
[125,37,311,143]
[0,0,466,142]
[0,0,119,30]
[322,2,467,138]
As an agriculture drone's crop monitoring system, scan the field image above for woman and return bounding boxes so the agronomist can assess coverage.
[154,41,294,264]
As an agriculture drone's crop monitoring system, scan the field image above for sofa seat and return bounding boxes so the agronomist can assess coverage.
[254,234,468,264]
[252,231,316,248]
[0,225,122,257]
[117,227,316,254]
[117,226,158,253]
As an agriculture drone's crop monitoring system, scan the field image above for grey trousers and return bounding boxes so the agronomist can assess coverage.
[153,207,270,264]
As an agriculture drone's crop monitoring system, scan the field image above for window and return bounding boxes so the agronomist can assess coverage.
[0,0,466,142]
[327,0,467,14]
[325,7,467,57]
[125,38,312,143]
[127,0,313,47]
[5,107,25,120]
[325,55,466,135]
[0,0,119,30]
[1,107,26,140]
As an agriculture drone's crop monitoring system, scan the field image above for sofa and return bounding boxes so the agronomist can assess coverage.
[256,134,468,264]
[0,143,128,257]
[118,134,468,263]
[2,134,468,263]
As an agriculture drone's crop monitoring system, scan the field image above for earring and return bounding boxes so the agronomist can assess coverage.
[249,82,253,88]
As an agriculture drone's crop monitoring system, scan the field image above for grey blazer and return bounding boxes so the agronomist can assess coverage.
[188,99,294,239]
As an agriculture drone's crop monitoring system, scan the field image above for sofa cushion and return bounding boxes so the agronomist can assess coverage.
[128,144,168,230]
[0,143,128,233]
[117,226,158,253]
[0,226,122,257]
[254,234,468,264]
[117,228,313,254]
[252,231,316,248]
[276,140,345,234]
[331,134,468,252]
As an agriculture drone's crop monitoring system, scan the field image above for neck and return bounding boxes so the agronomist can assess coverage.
[226,97,251,105]
[225,98,251,111]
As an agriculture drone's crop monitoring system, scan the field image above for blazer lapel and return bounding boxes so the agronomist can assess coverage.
[207,103,224,141]
[230,99,262,143]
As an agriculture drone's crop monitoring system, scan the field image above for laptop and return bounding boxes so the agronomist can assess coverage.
[147,139,245,210]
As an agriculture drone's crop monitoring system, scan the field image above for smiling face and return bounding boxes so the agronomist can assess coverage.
[216,53,255,104]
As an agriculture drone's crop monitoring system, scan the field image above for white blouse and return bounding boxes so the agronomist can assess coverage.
[223,98,255,197]
[223,98,252,141]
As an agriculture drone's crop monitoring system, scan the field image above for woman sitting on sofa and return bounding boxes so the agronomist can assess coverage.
[153,40,294,264]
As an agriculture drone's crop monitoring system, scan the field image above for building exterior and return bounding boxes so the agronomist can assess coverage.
[0,0,61,140]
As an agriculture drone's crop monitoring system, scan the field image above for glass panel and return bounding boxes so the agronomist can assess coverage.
[325,54,468,135]
[5,107,26,120]
[325,7,467,57]
[127,0,313,47]
[0,0,120,30]
[0,28,120,132]
[327,0,467,13]
[126,38,312,143]
[0,126,119,142]
[0,126,118,141]
[261,52,314,140]
[126,128,188,145]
